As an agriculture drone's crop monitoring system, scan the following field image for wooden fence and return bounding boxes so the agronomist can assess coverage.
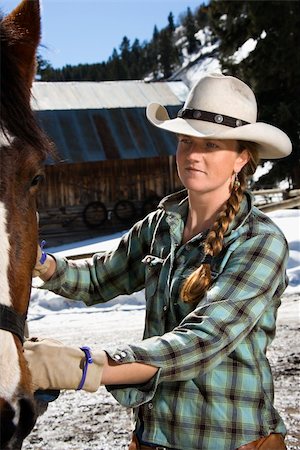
[253,188,300,212]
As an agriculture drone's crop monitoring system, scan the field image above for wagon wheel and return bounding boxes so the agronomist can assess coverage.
[113,200,136,223]
[82,201,108,228]
[141,196,160,217]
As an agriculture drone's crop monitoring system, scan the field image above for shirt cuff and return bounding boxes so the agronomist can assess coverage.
[104,347,161,408]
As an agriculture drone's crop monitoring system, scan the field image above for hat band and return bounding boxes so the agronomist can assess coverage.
[177,108,250,128]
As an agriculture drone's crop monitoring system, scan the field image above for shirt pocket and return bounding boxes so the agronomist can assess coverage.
[142,254,165,298]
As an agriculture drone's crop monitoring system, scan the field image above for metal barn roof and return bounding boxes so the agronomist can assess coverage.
[31,81,189,163]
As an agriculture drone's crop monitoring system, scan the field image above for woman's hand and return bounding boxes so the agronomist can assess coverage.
[24,338,106,392]
[32,244,56,280]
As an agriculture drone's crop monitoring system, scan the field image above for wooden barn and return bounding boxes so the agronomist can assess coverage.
[31,80,189,244]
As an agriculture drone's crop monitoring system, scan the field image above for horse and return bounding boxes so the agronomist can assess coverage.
[0,0,54,448]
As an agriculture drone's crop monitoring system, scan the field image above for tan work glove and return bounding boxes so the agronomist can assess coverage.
[32,241,51,277]
[24,338,106,392]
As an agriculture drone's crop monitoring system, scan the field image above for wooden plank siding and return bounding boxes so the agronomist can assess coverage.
[37,156,183,242]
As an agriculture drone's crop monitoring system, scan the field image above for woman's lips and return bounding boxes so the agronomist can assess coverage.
[185,166,207,174]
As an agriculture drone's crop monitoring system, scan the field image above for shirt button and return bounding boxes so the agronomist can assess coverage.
[163,305,168,312]
[185,244,191,251]
[148,403,153,410]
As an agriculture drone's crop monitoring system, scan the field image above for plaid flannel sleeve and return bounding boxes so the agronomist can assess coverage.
[40,215,157,305]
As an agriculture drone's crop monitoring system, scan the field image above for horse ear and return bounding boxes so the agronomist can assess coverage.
[2,0,41,88]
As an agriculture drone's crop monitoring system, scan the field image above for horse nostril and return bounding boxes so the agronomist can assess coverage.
[14,396,37,446]
[0,396,37,450]
[0,399,17,449]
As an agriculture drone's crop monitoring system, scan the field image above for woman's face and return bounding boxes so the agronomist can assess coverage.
[176,135,249,196]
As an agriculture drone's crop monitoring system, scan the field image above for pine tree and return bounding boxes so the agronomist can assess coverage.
[120,37,130,63]
[153,25,159,41]
[147,25,160,79]
[184,7,198,54]
[119,36,130,79]
[107,48,128,80]
[168,12,175,33]
[159,29,173,78]
[158,14,180,80]
[195,3,209,29]
[130,38,143,79]
[36,54,54,80]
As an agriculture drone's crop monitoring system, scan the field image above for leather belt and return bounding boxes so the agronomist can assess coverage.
[128,433,286,450]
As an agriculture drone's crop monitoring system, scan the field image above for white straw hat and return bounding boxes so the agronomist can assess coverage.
[146,73,292,159]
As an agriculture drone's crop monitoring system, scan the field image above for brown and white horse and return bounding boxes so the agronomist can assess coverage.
[0,1,53,448]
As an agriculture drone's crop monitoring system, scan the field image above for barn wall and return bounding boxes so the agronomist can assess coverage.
[37,156,183,241]
[38,156,183,208]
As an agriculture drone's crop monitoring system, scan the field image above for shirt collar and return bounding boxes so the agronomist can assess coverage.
[159,189,254,237]
[158,189,188,215]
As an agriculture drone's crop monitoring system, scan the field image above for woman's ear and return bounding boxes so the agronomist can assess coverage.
[234,149,250,173]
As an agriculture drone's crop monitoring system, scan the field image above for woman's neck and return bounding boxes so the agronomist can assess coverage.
[182,190,230,244]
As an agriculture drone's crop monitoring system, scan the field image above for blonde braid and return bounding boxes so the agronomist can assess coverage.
[180,141,259,304]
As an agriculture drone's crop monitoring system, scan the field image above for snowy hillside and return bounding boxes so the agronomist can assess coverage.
[169,23,265,88]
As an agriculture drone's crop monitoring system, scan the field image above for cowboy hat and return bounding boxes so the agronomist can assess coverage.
[146,73,292,159]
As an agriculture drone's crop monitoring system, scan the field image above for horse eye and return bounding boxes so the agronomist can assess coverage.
[31,174,44,187]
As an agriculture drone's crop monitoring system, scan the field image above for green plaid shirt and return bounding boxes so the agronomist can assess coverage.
[43,190,289,450]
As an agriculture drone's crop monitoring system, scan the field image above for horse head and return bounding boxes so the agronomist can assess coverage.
[0,1,53,447]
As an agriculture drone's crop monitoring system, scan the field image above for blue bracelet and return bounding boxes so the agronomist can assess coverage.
[77,346,93,390]
[39,240,47,264]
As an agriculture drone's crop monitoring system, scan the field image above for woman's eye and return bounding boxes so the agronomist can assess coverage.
[179,138,192,145]
[206,141,219,149]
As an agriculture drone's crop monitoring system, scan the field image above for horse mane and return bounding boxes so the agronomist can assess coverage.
[0,12,53,156]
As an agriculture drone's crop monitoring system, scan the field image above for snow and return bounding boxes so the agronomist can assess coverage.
[231,38,258,64]
[182,56,221,87]
[268,210,300,295]
[45,230,125,258]
[29,209,300,322]
[252,161,273,182]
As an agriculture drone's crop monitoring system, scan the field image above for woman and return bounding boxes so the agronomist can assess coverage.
[25,73,292,450]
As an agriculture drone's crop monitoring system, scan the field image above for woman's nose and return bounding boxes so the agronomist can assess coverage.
[186,142,204,157]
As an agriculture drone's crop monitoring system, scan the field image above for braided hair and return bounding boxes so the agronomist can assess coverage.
[180,141,260,303]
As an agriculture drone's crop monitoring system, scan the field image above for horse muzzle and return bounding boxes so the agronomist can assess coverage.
[0,395,36,450]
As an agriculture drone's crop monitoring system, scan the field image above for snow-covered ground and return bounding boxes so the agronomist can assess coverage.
[24,209,300,450]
